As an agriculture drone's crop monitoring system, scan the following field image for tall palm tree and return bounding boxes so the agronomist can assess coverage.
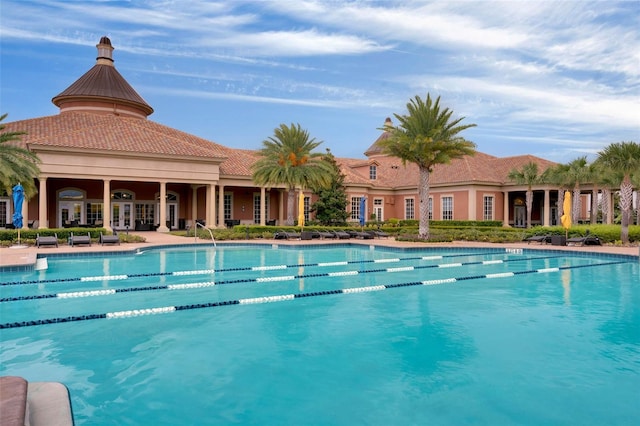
[508,161,542,228]
[597,141,640,243]
[565,156,590,223]
[542,163,570,225]
[0,113,40,198]
[377,94,476,239]
[252,123,333,225]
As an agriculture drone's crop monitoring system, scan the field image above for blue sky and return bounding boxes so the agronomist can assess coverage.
[1,1,638,163]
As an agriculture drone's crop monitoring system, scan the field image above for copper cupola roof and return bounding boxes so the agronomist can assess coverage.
[364,117,394,157]
[52,36,154,118]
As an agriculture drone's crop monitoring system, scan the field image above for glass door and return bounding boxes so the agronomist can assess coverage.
[112,202,133,229]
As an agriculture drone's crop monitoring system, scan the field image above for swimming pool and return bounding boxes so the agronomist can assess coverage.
[1,244,639,425]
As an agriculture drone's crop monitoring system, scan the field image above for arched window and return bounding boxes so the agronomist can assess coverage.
[112,190,134,200]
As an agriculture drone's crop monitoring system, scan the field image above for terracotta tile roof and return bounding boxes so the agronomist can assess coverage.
[219,148,260,176]
[5,112,228,160]
[336,151,557,188]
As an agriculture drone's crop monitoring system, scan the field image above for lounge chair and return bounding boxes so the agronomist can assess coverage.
[366,229,390,239]
[567,232,601,246]
[274,230,301,240]
[332,230,351,239]
[317,230,336,239]
[347,230,375,239]
[99,231,120,245]
[524,235,552,244]
[36,233,58,248]
[69,232,91,247]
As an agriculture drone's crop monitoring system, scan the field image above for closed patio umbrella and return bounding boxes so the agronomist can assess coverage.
[12,183,24,246]
[359,197,366,229]
[560,191,572,238]
[298,190,305,228]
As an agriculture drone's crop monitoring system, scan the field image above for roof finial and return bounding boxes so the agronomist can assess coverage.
[96,36,114,66]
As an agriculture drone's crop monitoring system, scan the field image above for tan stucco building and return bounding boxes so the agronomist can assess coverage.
[2,37,563,232]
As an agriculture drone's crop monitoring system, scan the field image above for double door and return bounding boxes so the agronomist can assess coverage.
[112,202,133,230]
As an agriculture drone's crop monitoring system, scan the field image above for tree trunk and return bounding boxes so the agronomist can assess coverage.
[525,189,533,229]
[418,166,430,239]
[286,188,295,226]
[572,187,581,223]
[619,177,633,244]
[591,188,599,224]
[601,188,611,224]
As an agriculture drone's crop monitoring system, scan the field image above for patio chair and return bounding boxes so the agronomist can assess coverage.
[332,230,351,239]
[347,230,375,239]
[99,231,120,245]
[274,230,301,240]
[69,232,91,247]
[36,233,58,248]
[524,235,552,244]
[566,231,601,246]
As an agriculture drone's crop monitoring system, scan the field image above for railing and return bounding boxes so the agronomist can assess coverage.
[195,222,216,247]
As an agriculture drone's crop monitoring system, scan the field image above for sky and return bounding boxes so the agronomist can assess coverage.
[1,1,638,164]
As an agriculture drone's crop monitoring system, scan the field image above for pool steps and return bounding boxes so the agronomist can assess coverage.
[0,376,74,426]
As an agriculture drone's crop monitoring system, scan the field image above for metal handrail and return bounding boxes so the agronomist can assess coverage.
[195,222,216,247]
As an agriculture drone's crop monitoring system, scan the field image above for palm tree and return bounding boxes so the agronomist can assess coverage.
[565,156,590,223]
[0,113,40,198]
[508,161,542,228]
[597,141,640,243]
[377,94,476,239]
[542,163,570,225]
[252,123,333,225]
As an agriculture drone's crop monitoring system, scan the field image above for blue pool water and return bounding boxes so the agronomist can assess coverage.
[1,244,639,425]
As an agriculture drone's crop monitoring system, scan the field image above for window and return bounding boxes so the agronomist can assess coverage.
[224,193,232,220]
[135,203,155,223]
[369,165,377,180]
[253,193,271,224]
[86,203,103,225]
[373,198,383,221]
[304,196,310,223]
[111,190,133,200]
[405,198,415,219]
[0,198,8,227]
[428,197,433,220]
[442,196,453,220]
[483,196,494,220]
[351,197,360,220]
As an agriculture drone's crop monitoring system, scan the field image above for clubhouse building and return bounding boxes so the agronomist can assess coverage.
[2,37,563,232]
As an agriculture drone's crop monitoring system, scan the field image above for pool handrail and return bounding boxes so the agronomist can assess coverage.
[195,221,216,247]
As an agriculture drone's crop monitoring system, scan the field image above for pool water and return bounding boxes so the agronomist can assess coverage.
[1,244,639,425]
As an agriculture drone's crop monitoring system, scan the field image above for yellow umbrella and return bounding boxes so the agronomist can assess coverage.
[560,191,572,237]
[298,190,305,228]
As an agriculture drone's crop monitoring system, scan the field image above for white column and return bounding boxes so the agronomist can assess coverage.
[543,189,550,227]
[207,183,216,228]
[158,181,169,232]
[38,177,47,228]
[260,187,266,225]
[103,179,112,231]
[191,185,198,229]
[503,191,509,227]
[218,184,225,228]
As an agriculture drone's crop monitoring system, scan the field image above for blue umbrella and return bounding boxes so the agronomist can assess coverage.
[359,196,366,227]
[12,183,24,229]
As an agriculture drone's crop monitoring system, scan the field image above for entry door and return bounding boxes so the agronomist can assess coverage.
[59,201,83,227]
[112,202,133,229]
[514,206,526,228]
[156,202,178,229]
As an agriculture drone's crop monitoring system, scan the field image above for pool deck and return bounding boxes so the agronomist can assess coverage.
[1,232,638,269]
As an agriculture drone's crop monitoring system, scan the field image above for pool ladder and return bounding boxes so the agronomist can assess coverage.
[195,221,216,247]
